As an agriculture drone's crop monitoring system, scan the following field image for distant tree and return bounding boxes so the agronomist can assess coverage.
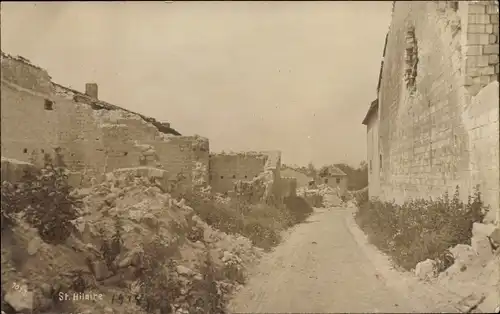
[317,165,329,178]
[307,162,317,178]
[334,162,367,191]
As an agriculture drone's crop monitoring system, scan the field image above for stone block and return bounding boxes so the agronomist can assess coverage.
[415,259,437,280]
[480,75,492,84]
[484,44,500,54]
[467,55,491,67]
[473,222,497,238]
[468,33,492,45]
[467,24,486,33]
[4,289,34,312]
[471,235,494,260]
[468,4,487,14]
[490,54,499,64]
[490,227,500,246]
[486,4,499,14]
[486,24,496,33]
[491,13,499,24]
[469,14,491,24]
[490,34,499,43]
[465,45,484,56]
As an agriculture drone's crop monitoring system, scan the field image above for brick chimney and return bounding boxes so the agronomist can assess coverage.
[85,83,98,99]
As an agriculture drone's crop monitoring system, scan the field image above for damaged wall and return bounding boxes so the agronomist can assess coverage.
[209,152,269,193]
[375,1,499,223]
[281,177,298,198]
[1,52,209,191]
[280,167,312,188]
[209,151,286,205]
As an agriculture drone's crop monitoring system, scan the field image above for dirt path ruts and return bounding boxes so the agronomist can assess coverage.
[229,208,420,313]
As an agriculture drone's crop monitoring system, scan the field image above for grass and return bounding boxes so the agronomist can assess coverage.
[186,192,313,251]
[354,186,488,272]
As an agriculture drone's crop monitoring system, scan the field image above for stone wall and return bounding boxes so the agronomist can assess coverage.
[280,167,312,188]
[1,52,209,192]
[281,177,298,198]
[376,1,499,223]
[209,150,284,205]
[209,152,269,193]
[366,110,381,199]
[0,157,38,184]
[462,82,499,223]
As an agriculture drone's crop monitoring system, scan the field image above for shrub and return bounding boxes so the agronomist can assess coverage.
[138,236,228,313]
[189,249,227,314]
[138,236,182,313]
[1,181,23,232]
[222,261,245,285]
[186,192,309,251]
[1,156,81,244]
[353,187,368,208]
[111,218,124,256]
[98,218,125,271]
[354,186,488,271]
[283,196,313,224]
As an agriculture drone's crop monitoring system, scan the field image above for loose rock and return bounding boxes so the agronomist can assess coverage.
[415,259,437,280]
[176,265,194,277]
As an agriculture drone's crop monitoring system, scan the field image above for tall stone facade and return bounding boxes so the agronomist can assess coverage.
[364,1,499,223]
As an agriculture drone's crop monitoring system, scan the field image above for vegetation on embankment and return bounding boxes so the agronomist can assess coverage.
[1,155,261,314]
[354,186,489,272]
[187,193,313,251]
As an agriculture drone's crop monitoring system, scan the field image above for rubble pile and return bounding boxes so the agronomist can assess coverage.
[296,184,343,208]
[297,186,323,207]
[413,222,500,313]
[316,184,343,207]
[1,166,263,314]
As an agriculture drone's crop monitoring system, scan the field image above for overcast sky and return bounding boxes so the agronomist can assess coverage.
[1,1,391,168]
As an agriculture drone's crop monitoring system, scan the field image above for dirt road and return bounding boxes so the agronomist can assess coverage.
[229,208,422,313]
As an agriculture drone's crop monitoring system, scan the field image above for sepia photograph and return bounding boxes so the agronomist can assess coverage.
[0,1,499,313]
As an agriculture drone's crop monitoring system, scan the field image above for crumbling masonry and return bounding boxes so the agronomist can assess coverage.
[0,52,294,202]
[363,1,500,224]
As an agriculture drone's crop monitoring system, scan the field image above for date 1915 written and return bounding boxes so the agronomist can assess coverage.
[111,293,164,311]
[111,293,144,305]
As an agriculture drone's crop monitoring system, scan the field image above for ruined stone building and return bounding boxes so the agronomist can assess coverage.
[0,51,294,202]
[317,165,348,196]
[362,1,500,224]
[209,150,286,204]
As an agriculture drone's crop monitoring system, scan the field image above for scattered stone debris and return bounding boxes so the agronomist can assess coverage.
[411,222,500,313]
[297,184,343,208]
[1,165,263,314]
